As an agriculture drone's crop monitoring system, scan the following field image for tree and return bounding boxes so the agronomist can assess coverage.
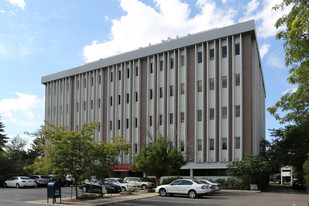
[303,153,309,188]
[0,116,9,152]
[227,155,270,190]
[268,0,309,124]
[26,121,130,197]
[132,135,187,187]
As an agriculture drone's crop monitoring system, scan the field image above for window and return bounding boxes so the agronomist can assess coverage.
[135,65,138,76]
[126,119,129,129]
[170,57,174,69]
[135,92,138,102]
[150,62,153,73]
[222,76,227,88]
[235,74,240,86]
[134,144,138,154]
[222,137,227,150]
[77,80,79,90]
[235,136,240,149]
[135,118,138,128]
[198,139,202,151]
[84,101,86,111]
[110,121,112,130]
[126,93,129,104]
[91,100,93,109]
[198,110,202,121]
[98,123,101,132]
[170,85,174,97]
[209,78,214,90]
[235,105,240,117]
[198,51,202,63]
[170,113,173,124]
[84,79,87,88]
[150,89,153,100]
[180,140,184,151]
[222,46,227,58]
[209,108,214,120]
[160,87,163,98]
[118,70,121,80]
[118,120,121,130]
[127,68,130,78]
[160,60,163,71]
[110,97,113,106]
[235,43,240,55]
[118,95,121,105]
[159,114,163,125]
[222,107,227,119]
[180,83,185,94]
[180,112,184,123]
[110,72,113,82]
[98,98,101,108]
[149,116,152,126]
[180,55,185,66]
[210,139,214,150]
[209,48,214,60]
[99,75,101,84]
[197,80,202,92]
[91,76,94,86]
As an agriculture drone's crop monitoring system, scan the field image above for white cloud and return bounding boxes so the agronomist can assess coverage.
[282,88,298,95]
[0,92,44,125]
[259,43,270,59]
[266,50,285,69]
[240,0,292,39]
[83,0,236,62]
[6,0,25,10]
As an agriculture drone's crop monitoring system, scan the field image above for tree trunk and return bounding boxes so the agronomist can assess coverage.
[156,176,160,187]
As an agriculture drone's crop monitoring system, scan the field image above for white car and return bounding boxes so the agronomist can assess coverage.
[200,179,221,192]
[3,176,37,188]
[105,178,136,192]
[155,179,212,198]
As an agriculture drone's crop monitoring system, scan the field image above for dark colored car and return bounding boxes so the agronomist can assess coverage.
[292,180,305,190]
[30,175,51,186]
[80,179,121,194]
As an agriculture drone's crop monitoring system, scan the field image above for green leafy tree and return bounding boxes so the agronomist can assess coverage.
[303,153,309,188]
[269,0,309,124]
[227,155,270,190]
[132,135,186,187]
[26,121,130,197]
[0,116,9,152]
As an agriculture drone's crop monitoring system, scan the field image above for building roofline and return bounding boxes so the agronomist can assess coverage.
[42,20,257,84]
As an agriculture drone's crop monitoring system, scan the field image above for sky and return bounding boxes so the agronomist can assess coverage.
[0,0,294,147]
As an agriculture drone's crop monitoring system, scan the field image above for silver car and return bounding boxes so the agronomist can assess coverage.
[3,176,37,188]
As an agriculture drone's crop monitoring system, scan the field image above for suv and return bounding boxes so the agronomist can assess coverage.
[124,177,155,190]
[30,175,50,186]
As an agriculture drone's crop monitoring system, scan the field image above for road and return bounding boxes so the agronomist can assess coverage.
[0,186,77,206]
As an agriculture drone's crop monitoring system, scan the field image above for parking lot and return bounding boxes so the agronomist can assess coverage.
[0,185,307,206]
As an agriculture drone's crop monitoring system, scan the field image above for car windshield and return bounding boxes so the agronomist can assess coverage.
[117,179,125,183]
[21,177,30,179]
[41,176,50,178]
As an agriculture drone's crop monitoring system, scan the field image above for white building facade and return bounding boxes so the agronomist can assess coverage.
[42,20,265,178]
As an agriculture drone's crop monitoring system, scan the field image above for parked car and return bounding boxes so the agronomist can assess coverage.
[292,180,305,190]
[105,178,136,192]
[155,179,212,198]
[3,176,37,188]
[30,175,50,186]
[200,179,221,192]
[79,179,121,194]
[124,177,155,189]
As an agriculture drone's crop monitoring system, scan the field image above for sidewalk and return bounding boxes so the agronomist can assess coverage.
[26,192,158,206]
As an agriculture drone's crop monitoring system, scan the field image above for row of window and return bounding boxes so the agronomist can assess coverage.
[201,136,241,151]
[197,43,240,63]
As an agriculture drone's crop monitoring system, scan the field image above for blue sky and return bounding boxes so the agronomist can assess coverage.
[0,0,294,146]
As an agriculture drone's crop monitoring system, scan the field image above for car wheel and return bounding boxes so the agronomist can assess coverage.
[159,188,167,197]
[3,183,7,188]
[188,190,197,199]
[16,183,20,188]
[82,186,88,193]
[141,184,147,190]
[121,187,126,192]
